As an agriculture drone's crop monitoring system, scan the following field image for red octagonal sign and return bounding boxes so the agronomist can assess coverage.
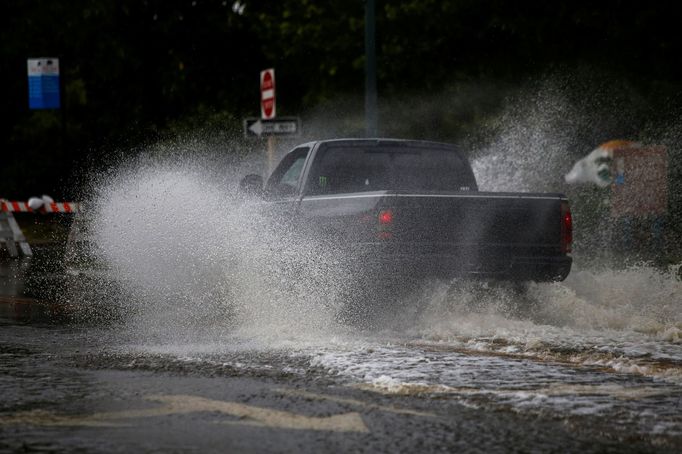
[260,68,276,120]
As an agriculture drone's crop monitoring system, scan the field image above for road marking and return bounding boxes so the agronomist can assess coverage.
[275,388,436,418]
[0,394,369,433]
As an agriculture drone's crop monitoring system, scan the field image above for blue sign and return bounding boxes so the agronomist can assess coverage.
[27,58,60,110]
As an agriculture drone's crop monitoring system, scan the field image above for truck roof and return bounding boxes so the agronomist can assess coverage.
[307,138,461,150]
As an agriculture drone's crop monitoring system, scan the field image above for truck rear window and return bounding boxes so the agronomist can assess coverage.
[306,146,477,195]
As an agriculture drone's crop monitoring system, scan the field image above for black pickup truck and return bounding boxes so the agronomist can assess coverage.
[241,139,572,283]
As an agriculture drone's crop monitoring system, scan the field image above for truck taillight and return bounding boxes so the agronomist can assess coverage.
[378,209,393,225]
[561,201,573,254]
[377,209,394,240]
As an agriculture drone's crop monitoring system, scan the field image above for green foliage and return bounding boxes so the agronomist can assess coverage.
[1,0,682,202]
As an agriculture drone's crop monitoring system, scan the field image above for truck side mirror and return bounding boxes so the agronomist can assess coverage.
[239,174,264,197]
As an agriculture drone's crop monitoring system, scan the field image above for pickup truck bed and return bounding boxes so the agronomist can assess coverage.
[299,190,571,282]
[246,139,572,283]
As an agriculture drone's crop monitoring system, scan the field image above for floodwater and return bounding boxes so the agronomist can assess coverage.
[119,265,681,446]
[2,252,681,451]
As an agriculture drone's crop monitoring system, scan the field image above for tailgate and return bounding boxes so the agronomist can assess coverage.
[390,192,565,254]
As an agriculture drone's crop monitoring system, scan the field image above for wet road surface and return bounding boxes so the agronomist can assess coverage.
[2,254,682,452]
[1,315,681,453]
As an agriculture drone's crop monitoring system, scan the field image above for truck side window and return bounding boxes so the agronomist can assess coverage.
[265,147,309,199]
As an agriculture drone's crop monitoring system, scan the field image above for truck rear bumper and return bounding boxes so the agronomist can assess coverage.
[351,245,572,282]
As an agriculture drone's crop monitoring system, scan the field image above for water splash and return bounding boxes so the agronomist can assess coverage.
[68,149,353,344]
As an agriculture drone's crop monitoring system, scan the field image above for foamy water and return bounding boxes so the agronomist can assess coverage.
[79,158,349,342]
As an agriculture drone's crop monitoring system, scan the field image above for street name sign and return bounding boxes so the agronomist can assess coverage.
[27,58,60,110]
[244,117,300,138]
[260,68,275,119]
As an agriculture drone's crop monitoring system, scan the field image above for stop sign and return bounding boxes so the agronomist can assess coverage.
[260,68,276,119]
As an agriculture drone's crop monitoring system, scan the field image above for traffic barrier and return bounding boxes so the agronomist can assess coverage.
[1,200,80,214]
[0,197,80,258]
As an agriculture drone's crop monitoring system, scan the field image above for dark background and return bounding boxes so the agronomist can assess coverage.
[2,0,682,200]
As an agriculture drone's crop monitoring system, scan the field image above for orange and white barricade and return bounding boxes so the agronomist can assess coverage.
[0,197,81,258]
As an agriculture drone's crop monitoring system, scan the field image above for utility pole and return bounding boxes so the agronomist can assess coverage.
[365,0,378,137]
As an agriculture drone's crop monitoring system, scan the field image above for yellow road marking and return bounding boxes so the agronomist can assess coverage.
[0,394,369,433]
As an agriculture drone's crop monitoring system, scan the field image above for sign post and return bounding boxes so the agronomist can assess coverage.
[365,0,378,137]
[27,58,61,110]
[244,69,302,175]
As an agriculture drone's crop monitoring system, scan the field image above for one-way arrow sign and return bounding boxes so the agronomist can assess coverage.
[244,117,301,138]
